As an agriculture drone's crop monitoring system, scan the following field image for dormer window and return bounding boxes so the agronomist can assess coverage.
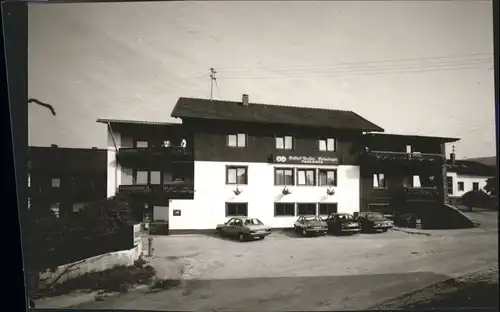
[276,136,293,150]
[227,133,246,147]
[319,138,336,151]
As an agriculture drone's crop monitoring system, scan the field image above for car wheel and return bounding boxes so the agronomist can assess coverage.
[238,233,246,242]
[382,228,388,232]
[260,236,265,240]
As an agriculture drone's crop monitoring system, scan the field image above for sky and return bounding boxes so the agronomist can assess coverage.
[28,1,495,158]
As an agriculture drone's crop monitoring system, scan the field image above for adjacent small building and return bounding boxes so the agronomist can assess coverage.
[99,95,471,232]
[446,153,496,199]
[28,146,108,217]
[360,133,460,216]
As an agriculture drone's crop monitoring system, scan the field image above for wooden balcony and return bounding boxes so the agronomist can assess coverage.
[362,150,444,170]
[116,147,193,168]
[118,182,194,200]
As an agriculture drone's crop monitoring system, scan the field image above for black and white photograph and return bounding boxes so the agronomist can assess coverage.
[20,1,498,310]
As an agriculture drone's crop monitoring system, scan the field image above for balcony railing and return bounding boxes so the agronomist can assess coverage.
[118,182,194,199]
[365,150,443,162]
[403,187,440,200]
[116,147,193,167]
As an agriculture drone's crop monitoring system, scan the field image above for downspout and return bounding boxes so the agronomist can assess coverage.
[107,122,119,195]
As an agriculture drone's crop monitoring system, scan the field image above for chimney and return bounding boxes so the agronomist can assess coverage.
[241,94,249,106]
[450,152,455,165]
[450,145,456,165]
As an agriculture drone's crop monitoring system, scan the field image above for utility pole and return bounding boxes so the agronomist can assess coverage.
[209,68,217,101]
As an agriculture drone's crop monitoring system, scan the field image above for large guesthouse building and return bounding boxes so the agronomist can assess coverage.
[99,95,471,232]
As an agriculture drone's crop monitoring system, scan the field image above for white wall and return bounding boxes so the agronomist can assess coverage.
[169,161,360,230]
[447,171,492,197]
[106,128,122,198]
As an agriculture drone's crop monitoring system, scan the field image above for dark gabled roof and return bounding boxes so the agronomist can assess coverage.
[97,118,180,126]
[446,159,496,176]
[171,97,384,132]
[364,133,460,143]
[465,156,497,167]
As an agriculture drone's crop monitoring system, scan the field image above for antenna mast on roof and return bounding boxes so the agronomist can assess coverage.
[209,68,217,101]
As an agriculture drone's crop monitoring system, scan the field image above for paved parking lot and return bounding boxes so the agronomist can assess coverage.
[74,212,498,311]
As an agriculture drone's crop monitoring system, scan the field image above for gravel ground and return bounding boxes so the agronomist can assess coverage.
[38,211,498,310]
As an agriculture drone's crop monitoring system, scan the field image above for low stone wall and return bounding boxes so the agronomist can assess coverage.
[39,227,143,287]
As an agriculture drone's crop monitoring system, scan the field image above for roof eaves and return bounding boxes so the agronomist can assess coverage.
[96,118,180,126]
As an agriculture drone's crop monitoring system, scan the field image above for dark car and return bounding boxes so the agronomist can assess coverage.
[394,213,423,229]
[293,215,328,236]
[325,213,361,235]
[216,217,271,241]
[357,212,394,232]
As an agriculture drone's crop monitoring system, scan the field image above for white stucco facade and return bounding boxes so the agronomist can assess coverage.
[447,171,492,197]
[168,161,360,230]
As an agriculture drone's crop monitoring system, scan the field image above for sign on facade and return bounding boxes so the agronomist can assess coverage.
[274,155,339,165]
[173,209,181,216]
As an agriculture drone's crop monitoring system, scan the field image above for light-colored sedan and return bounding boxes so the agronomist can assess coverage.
[216,217,272,242]
[294,215,328,236]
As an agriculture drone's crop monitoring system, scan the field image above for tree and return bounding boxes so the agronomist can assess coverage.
[484,177,497,197]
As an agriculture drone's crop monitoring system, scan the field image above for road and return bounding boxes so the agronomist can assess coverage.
[67,211,497,311]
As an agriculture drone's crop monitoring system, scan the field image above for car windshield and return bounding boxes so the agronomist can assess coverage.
[244,218,263,225]
[367,213,384,220]
[303,216,322,222]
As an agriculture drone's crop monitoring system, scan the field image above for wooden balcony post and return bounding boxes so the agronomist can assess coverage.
[440,143,448,205]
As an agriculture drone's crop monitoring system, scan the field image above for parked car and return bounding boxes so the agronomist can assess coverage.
[394,213,423,229]
[356,212,394,232]
[216,217,271,241]
[294,215,328,236]
[325,213,361,235]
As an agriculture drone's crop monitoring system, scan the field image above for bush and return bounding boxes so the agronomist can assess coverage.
[24,196,136,271]
[461,190,492,209]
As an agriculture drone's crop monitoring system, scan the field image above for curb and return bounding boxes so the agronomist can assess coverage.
[392,227,431,236]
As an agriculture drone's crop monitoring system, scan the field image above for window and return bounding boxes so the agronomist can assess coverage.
[135,171,148,184]
[406,145,412,153]
[319,138,336,151]
[276,136,293,150]
[297,169,316,186]
[275,203,295,216]
[51,178,60,188]
[458,182,464,191]
[150,171,161,185]
[319,203,338,215]
[413,175,421,188]
[419,174,436,187]
[136,140,148,148]
[319,169,337,186]
[275,168,294,185]
[226,166,248,185]
[50,202,60,218]
[373,173,386,188]
[297,203,317,216]
[472,182,479,191]
[227,133,246,147]
[226,203,248,217]
[447,177,453,194]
